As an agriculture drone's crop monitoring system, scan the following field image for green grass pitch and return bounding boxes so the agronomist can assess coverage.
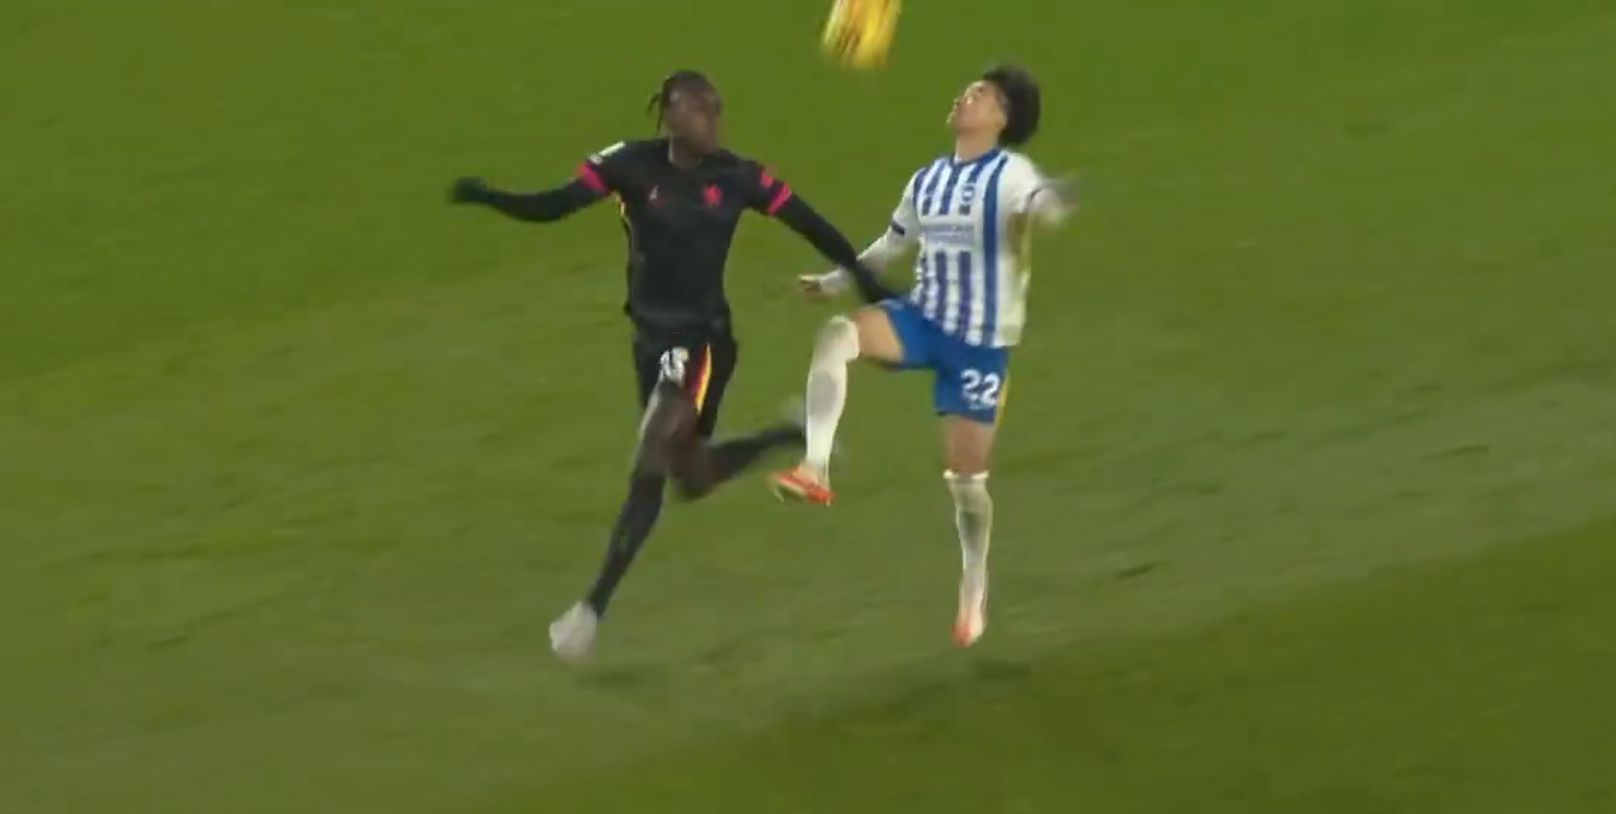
[4,0,1615,811]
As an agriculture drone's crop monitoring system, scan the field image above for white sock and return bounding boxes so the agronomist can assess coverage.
[803,316,859,479]
[945,471,993,576]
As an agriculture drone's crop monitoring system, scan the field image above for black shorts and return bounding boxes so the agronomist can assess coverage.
[631,330,738,439]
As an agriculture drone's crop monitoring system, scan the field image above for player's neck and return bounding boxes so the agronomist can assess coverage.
[953,132,999,164]
[667,141,705,171]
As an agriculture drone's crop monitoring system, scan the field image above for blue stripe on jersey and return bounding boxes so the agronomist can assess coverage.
[917,160,947,217]
[958,153,996,216]
[923,163,957,217]
[903,166,927,217]
[915,252,932,310]
[937,162,966,216]
[980,155,1012,345]
[929,250,949,323]
[955,251,974,339]
[906,167,927,199]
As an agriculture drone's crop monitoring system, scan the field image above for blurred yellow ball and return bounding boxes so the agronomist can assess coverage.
[821,0,901,70]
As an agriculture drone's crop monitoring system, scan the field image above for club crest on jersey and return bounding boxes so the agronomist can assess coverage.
[959,183,978,208]
[703,185,723,208]
[648,185,661,206]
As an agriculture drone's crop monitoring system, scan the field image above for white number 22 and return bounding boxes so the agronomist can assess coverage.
[960,370,1002,411]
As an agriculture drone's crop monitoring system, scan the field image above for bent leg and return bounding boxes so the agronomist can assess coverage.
[801,305,906,479]
[673,423,804,501]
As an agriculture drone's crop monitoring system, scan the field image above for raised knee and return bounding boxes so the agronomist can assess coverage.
[814,315,861,363]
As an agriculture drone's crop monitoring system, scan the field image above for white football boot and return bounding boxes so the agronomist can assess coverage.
[548,602,599,663]
[954,562,988,647]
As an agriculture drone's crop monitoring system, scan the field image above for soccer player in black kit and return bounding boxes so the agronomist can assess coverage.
[449,70,893,662]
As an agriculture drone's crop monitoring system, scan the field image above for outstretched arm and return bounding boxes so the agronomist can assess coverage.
[449,142,631,223]
[803,220,918,297]
[448,173,605,223]
[1013,165,1078,227]
[770,195,899,304]
[744,165,897,303]
[858,226,917,271]
[800,167,925,298]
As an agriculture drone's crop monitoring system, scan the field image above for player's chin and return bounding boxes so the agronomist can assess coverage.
[679,133,720,155]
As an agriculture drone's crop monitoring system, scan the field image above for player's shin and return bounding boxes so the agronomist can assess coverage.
[581,384,691,617]
[946,470,992,645]
[945,471,993,574]
[585,474,666,617]
[802,315,860,480]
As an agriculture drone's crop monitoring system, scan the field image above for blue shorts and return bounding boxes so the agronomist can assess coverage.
[880,299,1010,424]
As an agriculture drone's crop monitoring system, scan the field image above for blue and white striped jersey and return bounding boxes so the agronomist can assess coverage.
[886,149,1051,348]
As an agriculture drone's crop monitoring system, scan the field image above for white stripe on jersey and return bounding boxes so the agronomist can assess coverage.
[911,159,947,319]
[940,251,961,335]
[896,150,1045,348]
[965,243,988,346]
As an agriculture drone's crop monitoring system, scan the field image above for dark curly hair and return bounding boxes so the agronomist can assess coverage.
[647,69,721,131]
[982,65,1041,147]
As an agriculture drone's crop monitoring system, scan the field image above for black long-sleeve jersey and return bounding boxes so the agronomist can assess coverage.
[460,138,891,336]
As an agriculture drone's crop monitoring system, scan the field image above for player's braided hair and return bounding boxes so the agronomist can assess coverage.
[983,65,1042,148]
[647,69,720,131]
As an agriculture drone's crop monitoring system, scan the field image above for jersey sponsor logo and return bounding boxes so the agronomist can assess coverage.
[921,221,978,247]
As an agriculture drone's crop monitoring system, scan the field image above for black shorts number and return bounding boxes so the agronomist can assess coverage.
[631,333,738,439]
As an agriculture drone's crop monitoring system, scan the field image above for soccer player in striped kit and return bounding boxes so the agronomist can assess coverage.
[772,65,1073,647]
